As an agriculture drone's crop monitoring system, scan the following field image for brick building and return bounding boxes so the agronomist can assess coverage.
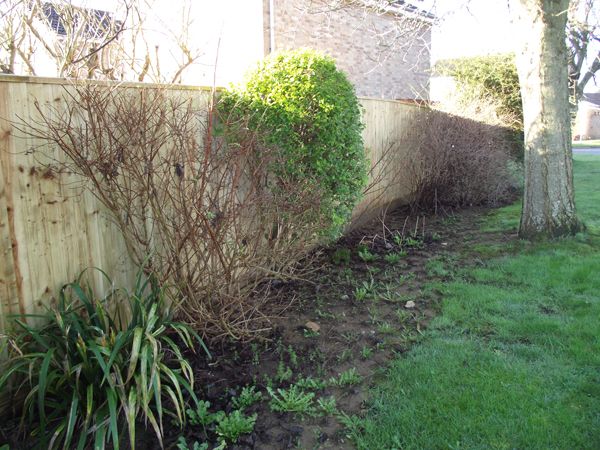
[1,0,432,100]
[262,0,433,101]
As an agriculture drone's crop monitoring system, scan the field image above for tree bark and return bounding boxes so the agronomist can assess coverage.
[511,0,582,239]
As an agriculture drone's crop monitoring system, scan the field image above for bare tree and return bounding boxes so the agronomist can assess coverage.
[510,0,582,239]
[0,0,202,82]
[567,0,599,110]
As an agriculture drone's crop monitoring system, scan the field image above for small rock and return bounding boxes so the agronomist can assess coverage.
[385,242,393,250]
[405,300,416,309]
[305,321,320,333]
[341,294,350,301]
[441,242,448,246]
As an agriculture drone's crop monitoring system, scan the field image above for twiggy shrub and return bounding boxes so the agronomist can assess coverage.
[409,110,519,209]
[220,49,368,237]
[0,269,206,450]
[25,83,331,340]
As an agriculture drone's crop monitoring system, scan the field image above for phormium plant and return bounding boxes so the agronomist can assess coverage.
[0,268,208,449]
[219,49,368,237]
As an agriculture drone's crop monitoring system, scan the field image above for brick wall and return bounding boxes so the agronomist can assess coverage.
[264,0,431,100]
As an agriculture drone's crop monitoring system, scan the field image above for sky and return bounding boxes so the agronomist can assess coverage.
[431,0,516,62]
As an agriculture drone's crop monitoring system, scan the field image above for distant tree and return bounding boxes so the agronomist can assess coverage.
[567,0,599,111]
[511,0,582,239]
[0,0,200,82]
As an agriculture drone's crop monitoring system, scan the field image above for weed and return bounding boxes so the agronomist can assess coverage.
[377,322,394,334]
[405,236,424,249]
[288,345,299,367]
[215,410,257,444]
[368,305,380,324]
[330,368,363,387]
[375,340,387,351]
[399,272,417,283]
[337,348,354,363]
[440,215,459,226]
[367,266,382,276]
[296,376,328,390]
[268,385,315,415]
[339,267,354,282]
[317,396,338,415]
[332,248,352,265]
[308,348,325,363]
[316,308,336,320]
[361,346,373,359]
[304,329,320,338]
[232,386,263,410]
[250,343,261,366]
[384,252,405,264]
[176,436,209,450]
[337,411,364,438]
[393,233,404,247]
[187,401,216,428]
[395,308,412,323]
[354,286,368,301]
[340,331,361,343]
[263,375,274,390]
[276,361,293,383]
[355,278,376,301]
[358,246,377,262]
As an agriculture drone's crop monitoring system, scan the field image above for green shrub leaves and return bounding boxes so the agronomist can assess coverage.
[220,49,368,237]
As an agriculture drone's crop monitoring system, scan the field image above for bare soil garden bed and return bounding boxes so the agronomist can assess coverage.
[154,204,515,450]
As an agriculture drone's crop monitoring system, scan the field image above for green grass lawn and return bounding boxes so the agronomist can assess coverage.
[573,139,600,148]
[352,155,600,450]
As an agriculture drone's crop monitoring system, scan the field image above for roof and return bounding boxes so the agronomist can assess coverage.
[41,2,121,39]
[389,0,436,20]
[358,0,435,21]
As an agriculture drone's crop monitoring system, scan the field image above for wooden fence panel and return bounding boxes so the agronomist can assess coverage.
[0,76,427,329]
[355,98,429,223]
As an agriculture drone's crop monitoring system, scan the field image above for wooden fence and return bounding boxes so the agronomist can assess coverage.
[0,75,428,331]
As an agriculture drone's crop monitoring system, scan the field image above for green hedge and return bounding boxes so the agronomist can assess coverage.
[436,54,522,130]
[219,49,368,237]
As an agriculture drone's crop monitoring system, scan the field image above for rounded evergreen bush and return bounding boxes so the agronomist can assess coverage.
[219,49,367,237]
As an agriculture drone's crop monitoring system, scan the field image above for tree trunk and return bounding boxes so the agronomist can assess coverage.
[511,0,581,239]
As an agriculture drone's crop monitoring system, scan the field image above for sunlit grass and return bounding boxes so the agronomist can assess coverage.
[572,139,600,148]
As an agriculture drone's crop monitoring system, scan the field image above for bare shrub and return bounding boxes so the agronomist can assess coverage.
[23,83,327,340]
[408,109,520,211]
